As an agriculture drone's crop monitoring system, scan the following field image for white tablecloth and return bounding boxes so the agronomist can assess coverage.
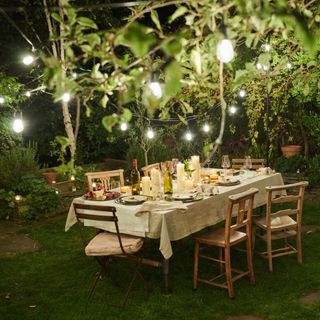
[65,173,284,259]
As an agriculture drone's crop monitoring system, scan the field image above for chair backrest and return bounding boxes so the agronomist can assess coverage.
[85,169,124,191]
[73,203,127,254]
[265,181,308,227]
[224,188,259,243]
[141,163,160,177]
[232,158,265,170]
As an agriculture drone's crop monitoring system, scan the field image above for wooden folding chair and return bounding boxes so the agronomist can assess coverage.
[254,181,308,272]
[73,203,149,307]
[141,163,160,177]
[193,188,259,298]
[232,158,265,170]
[85,169,124,191]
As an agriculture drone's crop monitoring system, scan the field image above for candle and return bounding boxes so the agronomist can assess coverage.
[120,186,131,194]
[176,162,185,191]
[191,155,200,182]
[184,178,194,189]
[92,182,97,190]
[142,176,151,196]
[151,168,161,198]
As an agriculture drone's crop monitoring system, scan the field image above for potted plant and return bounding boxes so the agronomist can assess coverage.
[42,168,57,184]
[281,145,302,158]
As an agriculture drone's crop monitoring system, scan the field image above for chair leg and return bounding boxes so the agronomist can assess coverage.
[120,262,140,308]
[246,238,255,285]
[218,248,224,274]
[225,247,234,298]
[267,229,273,272]
[193,241,200,290]
[296,227,302,265]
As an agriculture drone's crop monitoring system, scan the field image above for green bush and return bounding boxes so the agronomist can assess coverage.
[305,155,320,187]
[273,155,307,173]
[0,145,39,189]
[0,189,17,219]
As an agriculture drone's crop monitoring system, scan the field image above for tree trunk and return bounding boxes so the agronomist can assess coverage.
[144,150,148,166]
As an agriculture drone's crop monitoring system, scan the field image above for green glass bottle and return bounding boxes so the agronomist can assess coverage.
[130,159,140,195]
[163,161,173,194]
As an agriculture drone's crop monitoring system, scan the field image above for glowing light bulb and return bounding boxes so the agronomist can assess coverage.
[146,128,154,139]
[13,118,24,133]
[230,106,237,114]
[22,55,35,65]
[264,44,271,52]
[0,97,4,104]
[149,82,162,98]
[239,89,246,98]
[70,175,75,181]
[256,63,262,70]
[72,72,77,79]
[286,62,292,69]
[15,195,22,201]
[203,124,210,133]
[120,122,127,131]
[26,91,31,97]
[216,39,234,63]
[185,131,193,141]
[62,92,71,102]
[263,65,269,71]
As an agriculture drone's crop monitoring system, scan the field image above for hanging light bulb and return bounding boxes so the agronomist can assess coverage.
[62,92,71,102]
[22,55,35,65]
[72,72,78,79]
[0,97,5,104]
[149,82,163,98]
[286,62,292,69]
[185,131,193,141]
[263,64,269,71]
[146,128,154,139]
[216,39,234,63]
[203,124,210,133]
[13,118,24,133]
[256,63,262,70]
[120,122,128,131]
[239,89,246,98]
[229,106,237,114]
[25,91,31,97]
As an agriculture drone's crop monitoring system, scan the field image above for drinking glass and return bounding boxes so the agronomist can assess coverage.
[221,155,231,170]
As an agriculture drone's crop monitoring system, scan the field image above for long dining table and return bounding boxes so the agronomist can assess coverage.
[65,171,284,292]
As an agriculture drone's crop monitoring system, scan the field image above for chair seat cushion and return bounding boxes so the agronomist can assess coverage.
[255,215,297,230]
[85,232,144,256]
[195,228,247,246]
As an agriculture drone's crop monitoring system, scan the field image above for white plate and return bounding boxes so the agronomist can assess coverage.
[172,193,194,201]
[121,195,148,204]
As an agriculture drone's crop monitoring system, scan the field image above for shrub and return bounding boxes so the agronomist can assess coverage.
[0,145,39,189]
[273,155,307,173]
[305,155,320,187]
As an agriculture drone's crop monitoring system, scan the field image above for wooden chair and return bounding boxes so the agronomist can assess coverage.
[85,169,124,191]
[253,181,308,272]
[193,188,259,298]
[141,163,160,176]
[73,203,148,307]
[232,158,265,170]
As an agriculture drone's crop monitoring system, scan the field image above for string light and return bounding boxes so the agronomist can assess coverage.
[72,72,77,79]
[263,44,271,52]
[203,124,210,133]
[239,89,246,98]
[263,65,269,71]
[146,128,154,139]
[229,106,237,114]
[22,54,35,65]
[149,82,162,98]
[185,131,193,141]
[120,122,128,131]
[286,62,292,69]
[13,118,24,133]
[70,175,75,181]
[62,92,71,102]
[216,39,234,63]
[256,63,262,70]
[15,195,22,201]
[0,97,4,104]
[25,91,31,97]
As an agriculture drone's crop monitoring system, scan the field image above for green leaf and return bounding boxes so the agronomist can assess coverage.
[83,33,101,46]
[102,115,118,132]
[267,80,273,94]
[151,10,162,32]
[77,17,98,29]
[177,114,187,125]
[115,22,156,58]
[100,95,109,108]
[162,38,183,56]
[180,100,193,114]
[191,49,202,75]
[51,12,63,24]
[169,6,187,23]
[164,60,182,97]
[303,83,310,96]
[122,108,132,122]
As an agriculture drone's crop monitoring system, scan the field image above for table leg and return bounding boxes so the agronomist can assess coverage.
[162,258,172,294]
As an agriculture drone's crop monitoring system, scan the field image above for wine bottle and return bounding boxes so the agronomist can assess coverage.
[130,159,140,195]
[163,161,173,194]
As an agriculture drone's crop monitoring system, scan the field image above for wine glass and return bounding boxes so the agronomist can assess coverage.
[221,155,231,175]
[244,156,252,170]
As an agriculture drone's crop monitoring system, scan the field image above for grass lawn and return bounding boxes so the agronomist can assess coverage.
[1,201,319,320]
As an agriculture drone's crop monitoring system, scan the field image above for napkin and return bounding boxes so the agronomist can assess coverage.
[135,200,188,216]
